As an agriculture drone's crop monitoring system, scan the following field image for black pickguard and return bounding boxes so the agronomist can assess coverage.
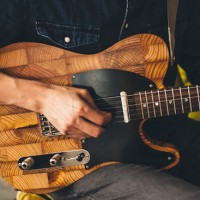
[72,69,176,169]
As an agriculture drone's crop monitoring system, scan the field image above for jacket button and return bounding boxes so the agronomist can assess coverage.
[125,23,129,29]
[64,37,70,43]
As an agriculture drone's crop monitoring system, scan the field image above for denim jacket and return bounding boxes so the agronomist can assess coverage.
[0,0,199,85]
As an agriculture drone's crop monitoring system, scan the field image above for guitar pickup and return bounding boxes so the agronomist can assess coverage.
[18,149,90,170]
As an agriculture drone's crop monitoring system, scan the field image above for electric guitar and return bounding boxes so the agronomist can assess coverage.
[0,34,199,194]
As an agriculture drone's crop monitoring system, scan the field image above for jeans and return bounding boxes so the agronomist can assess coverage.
[50,117,200,200]
[50,164,200,200]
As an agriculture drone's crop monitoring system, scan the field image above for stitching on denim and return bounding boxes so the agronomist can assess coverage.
[36,30,98,49]
[35,22,100,49]
[36,21,100,31]
[118,0,129,40]
[69,190,95,200]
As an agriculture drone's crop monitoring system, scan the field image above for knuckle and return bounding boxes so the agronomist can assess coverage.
[93,127,103,138]
[68,118,76,126]
[63,124,71,133]
[80,89,89,96]
[76,103,85,114]
[98,116,106,125]
[83,106,89,114]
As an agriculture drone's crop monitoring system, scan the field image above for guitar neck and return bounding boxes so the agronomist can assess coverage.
[133,85,200,120]
[40,85,200,129]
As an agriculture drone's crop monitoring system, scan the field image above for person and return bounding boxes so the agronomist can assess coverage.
[0,0,200,199]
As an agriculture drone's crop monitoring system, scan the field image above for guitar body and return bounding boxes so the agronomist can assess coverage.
[0,34,180,193]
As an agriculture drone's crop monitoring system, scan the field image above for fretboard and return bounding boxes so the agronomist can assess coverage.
[133,86,200,120]
[39,86,200,133]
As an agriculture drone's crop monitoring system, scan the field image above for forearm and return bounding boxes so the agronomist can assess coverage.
[0,72,44,112]
[0,72,111,138]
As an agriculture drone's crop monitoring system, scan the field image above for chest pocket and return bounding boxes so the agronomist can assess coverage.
[36,21,100,52]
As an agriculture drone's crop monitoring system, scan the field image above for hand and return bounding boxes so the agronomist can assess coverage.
[40,85,111,139]
[0,74,111,139]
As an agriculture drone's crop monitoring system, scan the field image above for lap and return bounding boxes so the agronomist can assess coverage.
[50,163,200,200]
[50,117,200,200]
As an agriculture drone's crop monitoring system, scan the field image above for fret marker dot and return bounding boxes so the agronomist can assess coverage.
[184,98,188,102]
[169,100,173,104]
[143,104,147,108]
[155,102,159,106]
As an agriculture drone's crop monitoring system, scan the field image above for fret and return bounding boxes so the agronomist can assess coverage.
[144,91,156,118]
[180,87,191,113]
[142,91,150,118]
[158,90,169,116]
[139,92,145,119]
[165,89,176,115]
[151,90,156,117]
[189,86,199,112]
[134,91,156,120]
[131,93,139,119]
[188,86,193,112]
[171,88,177,114]
[179,87,184,113]
[197,85,200,110]
[164,89,169,115]
[151,90,162,117]
[157,90,163,117]
[145,92,150,118]
[133,85,200,121]
[173,88,183,114]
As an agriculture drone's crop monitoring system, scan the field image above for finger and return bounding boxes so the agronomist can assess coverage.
[75,117,105,138]
[77,88,98,109]
[65,127,90,139]
[73,88,112,125]
[81,103,112,126]
[65,134,90,140]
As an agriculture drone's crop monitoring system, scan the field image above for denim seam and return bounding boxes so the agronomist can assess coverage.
[36,31,98,49]
[36,28,99,49]
[36,21,100,31]
[118,0,129,40]
[35,21,100,49]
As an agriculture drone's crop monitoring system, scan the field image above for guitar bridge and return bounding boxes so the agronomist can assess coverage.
[39,113,62,136]
[18,149,90,170]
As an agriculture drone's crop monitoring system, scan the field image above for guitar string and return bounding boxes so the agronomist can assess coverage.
[109,105,200,124]
[42,95,200,130]
[102,104,200,125]
[94,86,200,102]
[44,103,200,132]
[42,87,200,133]
[46,105,199,133]
[96,96,200,111]
[97,96,198,110]
[94,92,200,107]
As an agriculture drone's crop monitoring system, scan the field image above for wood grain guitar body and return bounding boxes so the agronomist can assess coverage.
[0,34,180,194]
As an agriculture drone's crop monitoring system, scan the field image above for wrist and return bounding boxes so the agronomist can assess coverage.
[13,78,47,113]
